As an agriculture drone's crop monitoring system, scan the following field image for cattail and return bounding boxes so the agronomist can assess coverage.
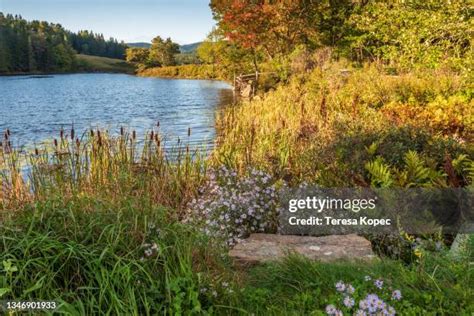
[6,129,10,137]
[120,126,124,136]
[132,130,136,140]
[71,126,75,140]
[188,127,191,137]
[60,128,64,140]
[157,121,160,128]
[35,148,39,156]
[156,138,161,148]
[150,130,154,140]
[90,129,94,137]
[186,144,189,154]
[54,139,58,147]
[76,138,80,148]
[177,137,181,144]
[97,131,102,147]
[4,132,8,140]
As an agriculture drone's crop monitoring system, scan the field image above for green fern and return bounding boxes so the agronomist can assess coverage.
[452,154,474,186]
[365,157,393,188]
[403,150,433,187]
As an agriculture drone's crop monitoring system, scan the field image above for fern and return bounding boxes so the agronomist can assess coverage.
[452,154,474,186]
[365,157,393,188]
[403,150,433,187]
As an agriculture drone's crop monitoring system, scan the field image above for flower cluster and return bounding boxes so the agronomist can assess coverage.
[326,277,402,316]
[184,167,280,247]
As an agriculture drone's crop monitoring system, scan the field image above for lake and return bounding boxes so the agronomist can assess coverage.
[0,73,233,150]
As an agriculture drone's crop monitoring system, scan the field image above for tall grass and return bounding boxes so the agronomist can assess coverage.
[1,128,207,212]
[213,63,473,185]
[139,64,228,81]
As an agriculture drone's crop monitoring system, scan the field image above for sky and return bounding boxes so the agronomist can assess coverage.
[0,0,215,44]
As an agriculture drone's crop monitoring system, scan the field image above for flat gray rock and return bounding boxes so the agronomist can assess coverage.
[229,234,375,266]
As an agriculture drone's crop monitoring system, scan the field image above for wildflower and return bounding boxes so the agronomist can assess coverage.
[391,290,402,301]
[414,248,423,258]
[346,284,355,294]
[376,298,386,310]
[355,310,366,316]
[386,306,396,316]
[364,275,371,281]
[359,299,368,310]
[343,296,355,308]
[325,304,337,315]
[374,279,383,289]
[335,281,346,292]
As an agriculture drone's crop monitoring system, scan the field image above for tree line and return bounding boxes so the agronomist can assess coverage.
[196,0,472,77]
[69,30,127,60]
[0,13,128,74]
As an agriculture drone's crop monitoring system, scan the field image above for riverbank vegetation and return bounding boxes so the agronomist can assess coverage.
[1,0,473,314]
[75,54,135,74]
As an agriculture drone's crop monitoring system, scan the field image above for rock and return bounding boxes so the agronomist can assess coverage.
[229,234,375,266]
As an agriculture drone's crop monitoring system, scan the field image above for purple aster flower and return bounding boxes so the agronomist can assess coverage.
[325,304,337,315]
[374,279,383,289]
[376,299,386,310]
[334,310,343,316]
[359,299,368,310]
[335,281,346,292]
[391,290,402,300]
[346,284,355,294]
[386,306,396,316]
[355,310,367,316]
[343,296,355,308]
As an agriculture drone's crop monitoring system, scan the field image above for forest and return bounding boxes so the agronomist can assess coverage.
[0,13,127,74]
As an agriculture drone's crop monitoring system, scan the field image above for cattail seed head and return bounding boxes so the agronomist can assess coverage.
[132,130,136,140]
[90,129,94,137]
[6,129,10,136]
[188,127,191,137]
[71,127,75,140]
[120,126,124,136]
[60,128,64,139]
[150,130,154,140]
[157,121,160,128]
[76,138,80,147]
[54,139,58,147]
[35,148,39,156]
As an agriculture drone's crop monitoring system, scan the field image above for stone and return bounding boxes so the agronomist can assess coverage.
[229,233,375,266]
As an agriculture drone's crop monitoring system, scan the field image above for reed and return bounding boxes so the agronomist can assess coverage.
[0,128,208,213]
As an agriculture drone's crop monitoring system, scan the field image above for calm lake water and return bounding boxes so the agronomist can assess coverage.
[0,73,233,149]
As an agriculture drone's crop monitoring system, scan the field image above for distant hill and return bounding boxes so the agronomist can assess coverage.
[127,42,151,49]
[180,42,202,54]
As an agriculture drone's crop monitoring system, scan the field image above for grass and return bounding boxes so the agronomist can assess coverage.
[75,54,135,74]
[139,64,227,81]
[213,63,473,186]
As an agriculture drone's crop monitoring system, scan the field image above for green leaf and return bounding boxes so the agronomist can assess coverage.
[0,288,10,298]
